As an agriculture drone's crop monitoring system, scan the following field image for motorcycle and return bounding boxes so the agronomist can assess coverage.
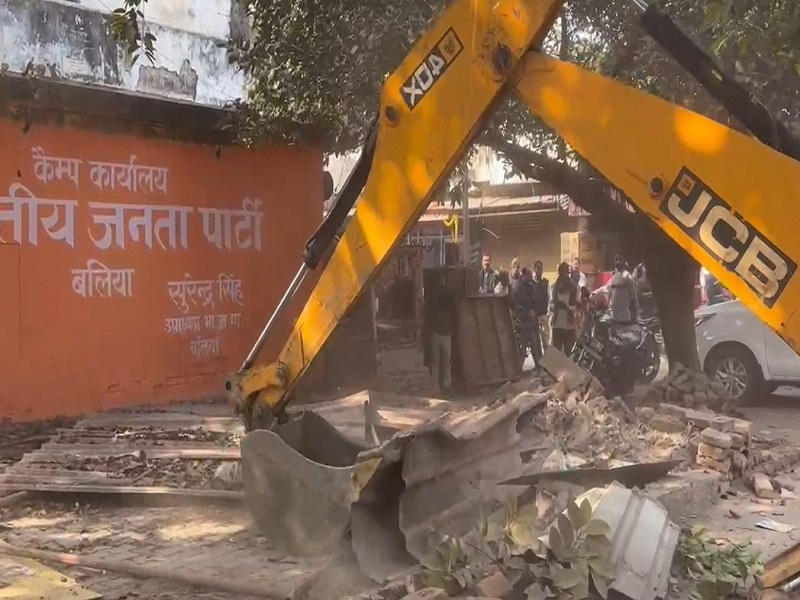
[637,315,662,383]
[571,303,661,391]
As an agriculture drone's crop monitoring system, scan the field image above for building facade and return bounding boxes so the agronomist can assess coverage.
[0,0,245,106]
[0,74,323,422]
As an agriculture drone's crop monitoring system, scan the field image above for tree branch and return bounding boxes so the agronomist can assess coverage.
[483,136,634,227]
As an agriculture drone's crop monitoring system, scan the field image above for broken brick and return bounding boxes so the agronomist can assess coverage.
[733,419,752,437]
[658,403,687,420]
[728,432,745,450]
[635,406,656,420]
[648,414,685,433]
[697,454,732,473]
[699,427,733,449]
[683,409,716,429]
[752,472,776,498]
[731,451,748,473]
[709,416,735,432]
[697,442,731,462]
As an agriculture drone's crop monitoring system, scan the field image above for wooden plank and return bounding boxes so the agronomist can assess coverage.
[0,467,118,479]
[42,439,237,451]
[456,299,484,389]
[0,473,132,486]
[491,297,519,380]
[476,298,504,382]
[75,414,242,432]
[18,447,241,460]
[0,483,244,500]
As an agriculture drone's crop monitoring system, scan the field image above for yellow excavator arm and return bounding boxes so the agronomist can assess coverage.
[227,0,800,428]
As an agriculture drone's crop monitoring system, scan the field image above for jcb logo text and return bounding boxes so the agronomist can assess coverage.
[400,28,463,111]
[661,168,796,308]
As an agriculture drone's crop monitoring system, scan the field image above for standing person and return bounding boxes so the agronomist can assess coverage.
[531,261,550,349]
[509,257,521,290]
[608,253,639,399]
[609,254,638,323]
[494,269,510,295]
[479,253,497,295]
[427,272,453,394]
[634,263,656,318]
[570,257,587,289]
[514,268,542,364]
[550,262,578,353]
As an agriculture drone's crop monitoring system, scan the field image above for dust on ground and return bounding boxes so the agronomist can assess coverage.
[0,500,321,599]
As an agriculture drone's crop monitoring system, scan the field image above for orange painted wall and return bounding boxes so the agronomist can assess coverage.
[0,119,323,421]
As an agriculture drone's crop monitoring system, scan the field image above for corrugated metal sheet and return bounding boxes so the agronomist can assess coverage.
[559,483,680,600]
[350,389,553,581]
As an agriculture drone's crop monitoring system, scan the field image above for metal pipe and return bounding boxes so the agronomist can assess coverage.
[240,263,309,371]
[782,574,800,593]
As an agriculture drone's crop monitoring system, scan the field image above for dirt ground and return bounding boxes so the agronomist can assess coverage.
[2,346,800,599]
[0,501,322,599]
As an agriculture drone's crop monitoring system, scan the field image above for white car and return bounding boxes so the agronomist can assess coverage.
[695,300,800,403]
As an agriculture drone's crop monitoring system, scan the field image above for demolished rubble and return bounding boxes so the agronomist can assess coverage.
[528,390,691,467]
[58,454,243,489]
[634,363,735,414]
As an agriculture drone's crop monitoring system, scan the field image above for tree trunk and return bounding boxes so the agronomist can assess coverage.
[643,226,701,371]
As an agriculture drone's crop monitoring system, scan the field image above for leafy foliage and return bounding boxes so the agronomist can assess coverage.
[421,497,615,600]
[107,0,800,149]
[678,526,763,600]
[108,0,155,66]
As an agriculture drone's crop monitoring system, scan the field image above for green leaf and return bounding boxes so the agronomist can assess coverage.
[525,582,552,600]
[551,566,584,590]
[509,520,537,549]
[589,557,615,579]
[584,519,611,538]
[591,571,610,599]
[549,525,564,560]
[567,501,583,529]
[558,514,576,549]
[578,498,593,527]
[572,574,590,600]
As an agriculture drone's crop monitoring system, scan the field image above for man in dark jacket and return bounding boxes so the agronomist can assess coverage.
[479,253,498,295]
[531,261,550,350]
[427,272,454,393]
[510,267,542,364]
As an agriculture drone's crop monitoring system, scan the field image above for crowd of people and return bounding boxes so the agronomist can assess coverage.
[479,252,654,368]
[427,248,738,396]
[479,253,590,366]
[428,251,658,394]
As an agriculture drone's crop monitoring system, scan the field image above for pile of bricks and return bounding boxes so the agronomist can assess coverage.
[641,364,732,413]
[644,402,753,478]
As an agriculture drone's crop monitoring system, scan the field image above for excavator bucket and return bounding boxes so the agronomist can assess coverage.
[240,410,369,557]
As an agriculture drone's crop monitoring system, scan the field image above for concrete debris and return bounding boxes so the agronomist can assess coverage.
[538,346,602,394]
[699,427,732,449]
[648,414,685,434]
[532,389,690,466]
[213,461,243,488]
[752,472,778,499]
[636,363,734,413]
